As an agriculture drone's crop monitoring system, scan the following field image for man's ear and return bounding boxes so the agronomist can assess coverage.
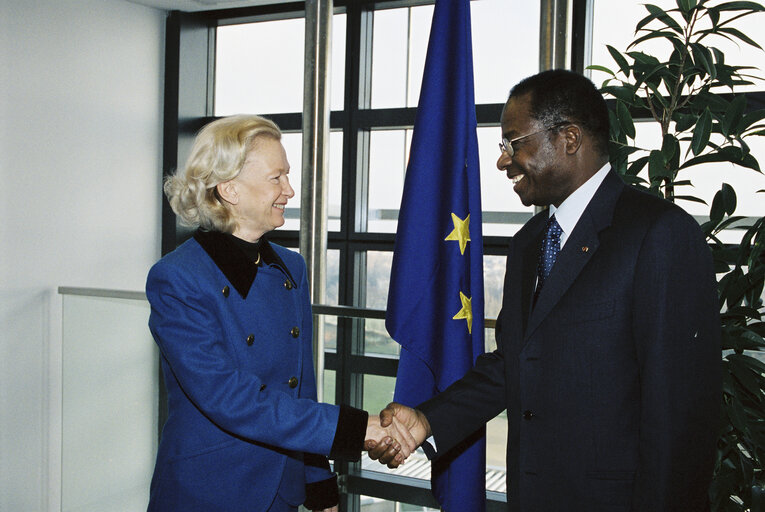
[216,180,238,205]
[563,124,583,155]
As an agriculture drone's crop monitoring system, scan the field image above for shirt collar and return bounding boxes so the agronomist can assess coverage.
[549,162,611,247]
[193,229,296,299]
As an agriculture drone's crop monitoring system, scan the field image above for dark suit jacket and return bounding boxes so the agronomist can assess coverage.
[419,170,721,511]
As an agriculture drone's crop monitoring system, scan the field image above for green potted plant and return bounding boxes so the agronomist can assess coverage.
[587,1,765,509]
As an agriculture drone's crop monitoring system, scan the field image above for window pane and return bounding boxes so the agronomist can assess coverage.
[590,0,764,93]
[371,8,411,108]
[367,130,407,233]
[364,318,399,357]
[215,14,346,115]
[486,410,508,488]
[215,18,305,115]
[369,6,437,109]
[323,368,336,405]
[371,1,542,108]
[329,131,343,232]
[363,374,396,414]
[326,249,340,306]
[364,250,393,310]
[321,313,337,352]
[471,0,540,104]
[484,255,506,322]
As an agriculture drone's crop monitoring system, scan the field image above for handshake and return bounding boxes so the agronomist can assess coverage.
[362,402,432,468]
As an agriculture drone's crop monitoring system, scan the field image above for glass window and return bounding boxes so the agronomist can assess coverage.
[363,318,400,357]
[471,0,540,104]
[363,374,397,413]
[371,1,541,108]
[366,129,408,233]
[215,18,306,115]
[371,8,414,109]
[326,248,340,306]
[215,14,347,116]
[591,0,765,93]
[323,368,336,404]
[484,254,506,321]
[364,250,394,310]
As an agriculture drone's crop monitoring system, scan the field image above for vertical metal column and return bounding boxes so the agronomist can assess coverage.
[537,0,570,216]
[539,0,570,71]
[301,0,333,400]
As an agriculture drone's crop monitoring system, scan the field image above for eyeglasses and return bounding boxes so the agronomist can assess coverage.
[498,121,570,158]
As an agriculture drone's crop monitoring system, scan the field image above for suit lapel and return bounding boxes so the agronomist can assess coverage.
[523,170,625,343]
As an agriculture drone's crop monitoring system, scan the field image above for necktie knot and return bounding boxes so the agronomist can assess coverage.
[537,215,562,294]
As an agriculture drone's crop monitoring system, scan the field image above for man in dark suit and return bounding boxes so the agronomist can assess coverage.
[372,70,721,511]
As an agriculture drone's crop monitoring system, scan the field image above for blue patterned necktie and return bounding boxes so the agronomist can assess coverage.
[535,214,563,300]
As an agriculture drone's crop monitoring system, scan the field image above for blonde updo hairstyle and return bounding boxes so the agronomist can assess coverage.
[164,115,282,233]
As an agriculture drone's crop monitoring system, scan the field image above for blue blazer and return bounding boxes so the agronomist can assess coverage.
[420,170,721,511]
[146,231,365,511]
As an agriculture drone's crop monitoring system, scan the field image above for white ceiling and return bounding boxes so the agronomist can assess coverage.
[124,0,292,12]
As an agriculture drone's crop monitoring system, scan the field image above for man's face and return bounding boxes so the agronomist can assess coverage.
[496,94,576,208]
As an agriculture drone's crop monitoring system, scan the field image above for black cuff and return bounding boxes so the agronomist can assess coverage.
[329,404,368,461]
[304,474,339,510]
[304,452,332,472]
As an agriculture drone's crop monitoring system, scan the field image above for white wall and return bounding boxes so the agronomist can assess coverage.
[0,0,165,509]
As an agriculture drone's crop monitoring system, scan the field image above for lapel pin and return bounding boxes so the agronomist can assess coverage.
[581,246,589,253]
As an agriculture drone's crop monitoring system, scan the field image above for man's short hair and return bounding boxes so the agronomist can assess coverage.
[509,69,610,156]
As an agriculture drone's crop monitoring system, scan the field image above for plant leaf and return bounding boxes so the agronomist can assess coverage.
[714,1,765,12]
[710,188,726,224]
[722,95,747,137]
[717,27,764,50]
[629,30,683,49]
[645,4,684,33]
[691,42,715,77]
[607,45,631,77]
[741,109,765,131]
[617,101,637,139]
[692,108,713,156]
[602,85,637,103]
[720,183,738,215]
[648,149,670,181]
[674,195,709,204]
[587,65,616,76]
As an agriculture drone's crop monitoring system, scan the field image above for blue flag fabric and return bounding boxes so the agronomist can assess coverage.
[385,0,486,510]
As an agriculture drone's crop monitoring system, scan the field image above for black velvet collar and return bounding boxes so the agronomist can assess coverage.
[193,229,296,299]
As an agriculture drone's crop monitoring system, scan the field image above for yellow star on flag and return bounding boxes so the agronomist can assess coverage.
[452,290,473,334]
[444,212,470,255]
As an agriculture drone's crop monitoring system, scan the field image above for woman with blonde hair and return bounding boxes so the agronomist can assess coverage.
[146,115,413,512]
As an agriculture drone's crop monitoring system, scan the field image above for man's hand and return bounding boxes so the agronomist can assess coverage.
[367,402,431,468]
[312,507,338,512]
[363,414,418,468]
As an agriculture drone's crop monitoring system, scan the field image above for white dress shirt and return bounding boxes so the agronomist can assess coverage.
[549,162,611,248]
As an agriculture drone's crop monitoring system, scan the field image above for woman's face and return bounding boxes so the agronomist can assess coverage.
[225,137,294,241]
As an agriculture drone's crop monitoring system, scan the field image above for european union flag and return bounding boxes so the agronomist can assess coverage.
[385,0,486,509]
